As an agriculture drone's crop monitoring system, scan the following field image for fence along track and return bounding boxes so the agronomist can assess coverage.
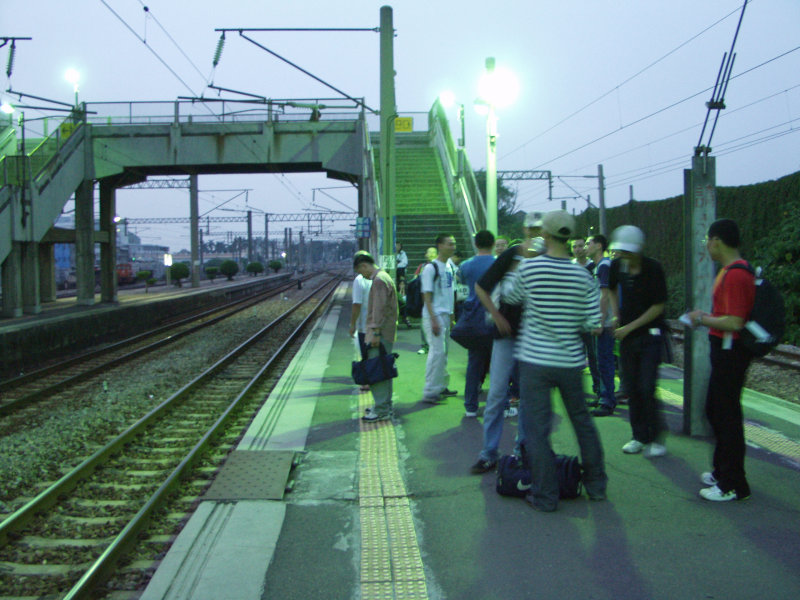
[0,276,340,599]
[0,276,313,418]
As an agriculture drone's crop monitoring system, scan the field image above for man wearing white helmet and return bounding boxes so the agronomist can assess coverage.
[608,225,669,458]
[504,210,607,511]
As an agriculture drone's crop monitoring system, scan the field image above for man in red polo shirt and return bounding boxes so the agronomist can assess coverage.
[688,218,755,502]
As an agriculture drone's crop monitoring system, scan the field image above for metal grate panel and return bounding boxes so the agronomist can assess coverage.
[203,450,295,501]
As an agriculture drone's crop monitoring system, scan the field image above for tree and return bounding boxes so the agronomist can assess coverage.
[170,262,190,287]
[220,259,239,281]
[205,266,219,281]
[136,270,152,293]
[753,199,800,345]
[268,260,283,273]
[473,169,523,239]
[246,262,264,276]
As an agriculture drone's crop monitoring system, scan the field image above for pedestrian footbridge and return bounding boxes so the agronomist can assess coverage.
[0,97,484,317]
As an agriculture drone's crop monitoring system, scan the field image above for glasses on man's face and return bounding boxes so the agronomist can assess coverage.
[700,235,716,249]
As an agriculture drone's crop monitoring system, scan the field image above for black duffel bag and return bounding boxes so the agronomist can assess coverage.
[351,343,399,385]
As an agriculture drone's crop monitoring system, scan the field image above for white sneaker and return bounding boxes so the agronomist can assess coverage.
[699,485,737,502]
[622,440,644,454]
[504,407,518,418]
[701,472,718,486]
[644,443,667,458]
[464,411,478,418]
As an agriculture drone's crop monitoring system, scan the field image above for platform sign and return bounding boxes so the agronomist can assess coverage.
[60,121,77,140]
[394,117,413,132]
[380,254,396,270]
[356,217,371,238]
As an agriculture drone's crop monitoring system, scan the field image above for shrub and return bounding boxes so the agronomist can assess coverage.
[268,260,283,273]
[170,262,190,287]
[205,266,219,281]
[136,270,152,293]
[246,262,264,276]
[220,260,239,281]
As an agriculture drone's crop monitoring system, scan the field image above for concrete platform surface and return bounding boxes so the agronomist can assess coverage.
[141,283,800,600]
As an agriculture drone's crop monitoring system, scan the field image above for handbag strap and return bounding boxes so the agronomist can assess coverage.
[361,341,387,362]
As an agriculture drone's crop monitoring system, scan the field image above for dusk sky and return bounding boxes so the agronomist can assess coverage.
[2,0,798,250]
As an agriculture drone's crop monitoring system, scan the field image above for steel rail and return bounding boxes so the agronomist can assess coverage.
[0,276,313,417]
[64,276,342,599]
[666,320,800,371]
[0,276,338,550]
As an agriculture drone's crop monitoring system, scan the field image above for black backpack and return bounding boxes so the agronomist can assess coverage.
[724,263,785,357]
[554,454,583,499]
[404,263,438,318]
[495,452,583,500]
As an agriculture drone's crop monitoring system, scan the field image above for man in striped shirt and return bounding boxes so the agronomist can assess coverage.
[506,210,607,511]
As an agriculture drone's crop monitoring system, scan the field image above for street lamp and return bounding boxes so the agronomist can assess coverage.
[475,57,518,235]
[64,68,80,106]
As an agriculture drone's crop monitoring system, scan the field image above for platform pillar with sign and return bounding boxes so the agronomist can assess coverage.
[682,154,716,436]
[379,6,397,280]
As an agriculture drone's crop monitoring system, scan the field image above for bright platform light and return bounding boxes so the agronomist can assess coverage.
[439,90,456,108]
[65,68,80,89]
[478,65,519,108]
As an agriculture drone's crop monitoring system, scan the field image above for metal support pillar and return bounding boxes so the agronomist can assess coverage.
[21,241,41,314]
[190,173,200,287]
[247,210,253,265]
[486,57,498,236]
[1,243,23,317]
[682,154,716,436]
[379,5,397,276]
[597,164,607,235]
[75,179,95,306]
[39,243,56,303]
[99,179,118,303]
[264,213,270,262]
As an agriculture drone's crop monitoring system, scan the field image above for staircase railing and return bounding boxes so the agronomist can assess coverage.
[428,99,486,238]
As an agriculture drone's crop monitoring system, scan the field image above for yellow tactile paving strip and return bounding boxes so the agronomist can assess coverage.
[659,387,800,463]
[358,392,429,600]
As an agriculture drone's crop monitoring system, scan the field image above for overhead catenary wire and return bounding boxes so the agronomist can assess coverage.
[134,0,211,89]
[501,3,747,160]
[530,44,800,171]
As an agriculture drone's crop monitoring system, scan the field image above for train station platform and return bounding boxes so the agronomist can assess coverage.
[0,273,291,378]
[141,282,800,600]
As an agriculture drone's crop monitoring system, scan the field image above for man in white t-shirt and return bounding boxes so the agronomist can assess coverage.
[421,233,458,402]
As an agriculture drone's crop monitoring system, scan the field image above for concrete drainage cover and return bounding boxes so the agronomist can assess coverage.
[203,450,296,501]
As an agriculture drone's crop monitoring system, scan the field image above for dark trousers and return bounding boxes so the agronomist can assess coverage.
[619,333,666,444]
[706,335,752,497]
[465,344,491,412]
[519,361,607,511]
[581,332,601,394]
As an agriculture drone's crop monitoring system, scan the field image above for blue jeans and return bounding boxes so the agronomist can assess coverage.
[596,329,616,408]
[465,345,491,412]
[519,361,607,511]
[619,333,665,444]
[479,338,525,462]
[367,341,394,416]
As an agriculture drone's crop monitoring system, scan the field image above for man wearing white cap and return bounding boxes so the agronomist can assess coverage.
[608,225,669,458]
[505,210,607,511]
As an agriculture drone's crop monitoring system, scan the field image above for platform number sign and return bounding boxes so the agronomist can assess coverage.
[394,117,413,132]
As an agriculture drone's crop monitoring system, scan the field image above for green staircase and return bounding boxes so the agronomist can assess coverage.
[394,146,472,272]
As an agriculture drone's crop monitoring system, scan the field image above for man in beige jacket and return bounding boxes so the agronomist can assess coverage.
[354,252,399,421]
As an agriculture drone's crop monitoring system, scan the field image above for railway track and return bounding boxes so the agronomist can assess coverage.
[0,274,341,598]
[0,275,314,418]
[666,320,800,371]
